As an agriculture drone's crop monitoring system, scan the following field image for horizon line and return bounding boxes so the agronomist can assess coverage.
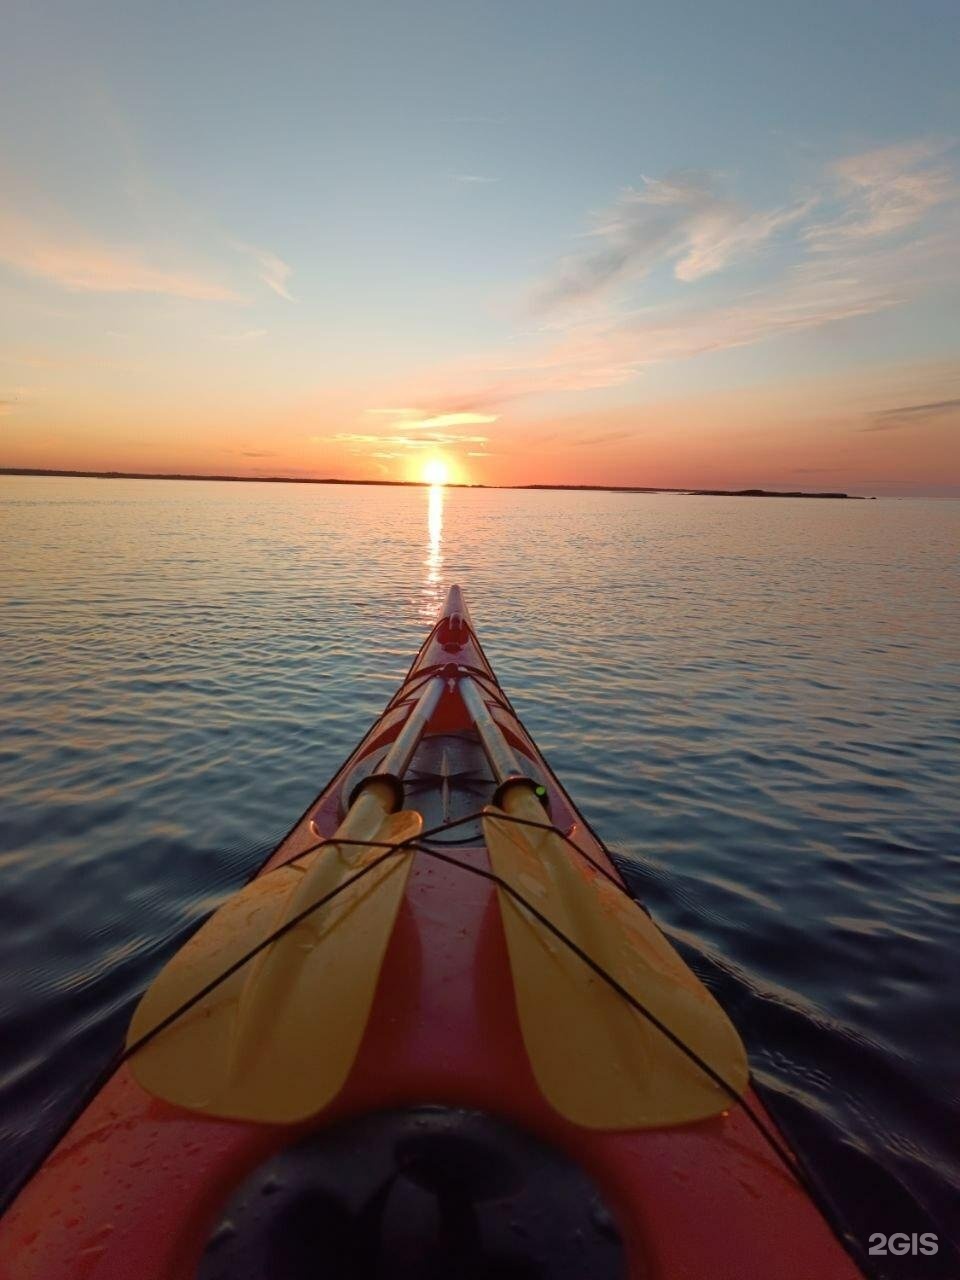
[0,466,871,499]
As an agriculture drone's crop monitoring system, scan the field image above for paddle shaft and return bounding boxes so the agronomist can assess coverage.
[458,675,535,800]
[351,675,446,810]
[380,675,446,779]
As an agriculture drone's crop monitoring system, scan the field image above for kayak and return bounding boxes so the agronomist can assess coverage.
[0,585,862,1279]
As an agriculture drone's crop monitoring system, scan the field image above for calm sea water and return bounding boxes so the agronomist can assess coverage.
[1,477,958,1274]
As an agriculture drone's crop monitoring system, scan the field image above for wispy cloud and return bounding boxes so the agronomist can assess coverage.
[240,450,277,457]
[0,210,240,300]
[345,407,498,456]
[861,397,960,432]
[454,173,499,184]
[415,140,958,411]
[807,141,954,250]
[421,255,911,407]
[534,173,811,311]
[416,411,497,428]
[326,431,490,451]
[232,241,295,301]
[313,404,496,462]
[365,409,497,430]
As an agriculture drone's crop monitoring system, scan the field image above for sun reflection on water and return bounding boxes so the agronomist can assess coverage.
[421,482,445,619]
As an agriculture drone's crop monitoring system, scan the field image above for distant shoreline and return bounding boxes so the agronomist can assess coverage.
[0,467,867,499]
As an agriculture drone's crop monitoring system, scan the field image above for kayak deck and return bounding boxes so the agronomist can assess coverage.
[0,585,862,1279]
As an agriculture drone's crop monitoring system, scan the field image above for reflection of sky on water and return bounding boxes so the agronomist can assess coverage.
[421,483,444,620]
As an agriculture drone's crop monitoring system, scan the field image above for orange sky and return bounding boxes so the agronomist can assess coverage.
[3,358,958,496]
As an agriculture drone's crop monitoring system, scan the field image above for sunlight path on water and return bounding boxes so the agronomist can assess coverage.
[421,483,445,623]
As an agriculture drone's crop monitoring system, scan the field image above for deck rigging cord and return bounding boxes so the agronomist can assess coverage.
[120,804,804,1189]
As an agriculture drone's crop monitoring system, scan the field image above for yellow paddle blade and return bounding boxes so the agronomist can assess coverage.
[128,791,422,1123]
[483,789,748,1130]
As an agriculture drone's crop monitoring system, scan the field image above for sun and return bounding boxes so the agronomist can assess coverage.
[422,458,450,486]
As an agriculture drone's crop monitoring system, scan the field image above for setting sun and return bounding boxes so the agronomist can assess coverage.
[422,458,450,486]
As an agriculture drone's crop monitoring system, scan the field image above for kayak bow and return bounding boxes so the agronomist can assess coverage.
[0,585,862,1280]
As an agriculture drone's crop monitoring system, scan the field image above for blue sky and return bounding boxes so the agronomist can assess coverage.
[2,1,958,492]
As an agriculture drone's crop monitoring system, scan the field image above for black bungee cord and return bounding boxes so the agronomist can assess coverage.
[121,805,801,1185]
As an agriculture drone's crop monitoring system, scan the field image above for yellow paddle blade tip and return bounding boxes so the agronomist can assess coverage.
[127,807,422,1122]
[483,804,749,1130]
